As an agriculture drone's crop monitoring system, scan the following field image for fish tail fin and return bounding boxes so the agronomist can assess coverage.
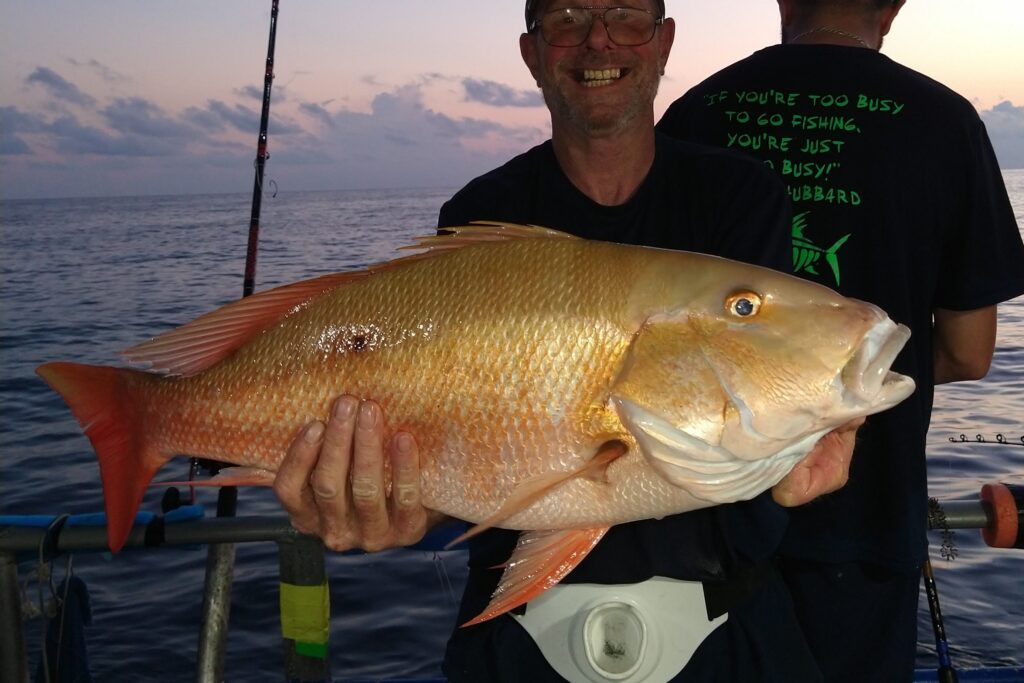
[37,361,170,552]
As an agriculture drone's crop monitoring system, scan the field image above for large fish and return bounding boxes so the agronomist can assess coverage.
[37,223,915,624]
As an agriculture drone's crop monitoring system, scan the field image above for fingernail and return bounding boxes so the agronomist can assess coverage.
[395,432,412,455]
[334,396,357,420]
[358,401,377,428]
[304,422,325,443]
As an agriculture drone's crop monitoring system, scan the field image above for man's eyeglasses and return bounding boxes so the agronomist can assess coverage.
[528,7,664,48]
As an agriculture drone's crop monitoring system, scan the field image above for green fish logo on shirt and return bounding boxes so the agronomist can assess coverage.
[792,211,850,287]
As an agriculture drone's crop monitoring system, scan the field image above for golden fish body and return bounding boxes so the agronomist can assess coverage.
[38,224,914,622]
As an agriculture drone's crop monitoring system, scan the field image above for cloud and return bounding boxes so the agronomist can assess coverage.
[462,78,544,108]
[1,71,549,198]
[980,100,1024,169]
[102,97,194,139]
[65,58,129,85]
[299,101,335,128]
[237,84,264,100]
[25,67,96,107]
[0,107,39,154]
[48,114,154,156]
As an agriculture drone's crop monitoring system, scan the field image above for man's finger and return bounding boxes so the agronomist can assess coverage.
[312,395,360,545]
[273,420,326,534]
[350,399,391,550]
[773,424,858,506]
[388,431,428,545]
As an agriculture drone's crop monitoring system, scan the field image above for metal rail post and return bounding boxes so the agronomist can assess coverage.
[195,538,237,683]
[0,551,28,683]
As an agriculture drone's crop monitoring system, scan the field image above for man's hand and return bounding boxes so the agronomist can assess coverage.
[272,395,433,552]
[772,417,865,507]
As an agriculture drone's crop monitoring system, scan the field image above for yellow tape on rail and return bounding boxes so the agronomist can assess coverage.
[280,580,330,656]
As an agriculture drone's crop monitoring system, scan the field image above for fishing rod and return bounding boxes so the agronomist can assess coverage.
[244,0,280,299]
[921,433,1024,682]
[922,557,958,683]
[193,4,283,682]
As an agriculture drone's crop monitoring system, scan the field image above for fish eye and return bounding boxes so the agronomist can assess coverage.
[725,291,762,318]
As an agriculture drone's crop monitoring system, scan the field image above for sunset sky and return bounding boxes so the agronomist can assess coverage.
[2,0,1023,200]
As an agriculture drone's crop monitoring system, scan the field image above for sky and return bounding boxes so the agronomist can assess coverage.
[2,1,1023,200]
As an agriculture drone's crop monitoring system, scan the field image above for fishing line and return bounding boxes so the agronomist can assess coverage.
[431,551,459,608]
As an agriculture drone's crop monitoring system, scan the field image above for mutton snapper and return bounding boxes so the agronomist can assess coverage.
[37,223,915,624]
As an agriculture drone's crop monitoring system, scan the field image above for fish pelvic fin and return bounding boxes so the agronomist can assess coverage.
[444,440,626,549]
[36,362,171,552]
[461,527,609,627]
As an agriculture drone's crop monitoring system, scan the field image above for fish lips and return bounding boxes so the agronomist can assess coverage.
[841,317,916,409]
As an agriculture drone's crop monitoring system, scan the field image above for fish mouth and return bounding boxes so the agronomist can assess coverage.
[841,317,915,406]
[578,67,624,87]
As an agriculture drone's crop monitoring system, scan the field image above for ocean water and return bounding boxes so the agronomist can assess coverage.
[1,177,1022,680]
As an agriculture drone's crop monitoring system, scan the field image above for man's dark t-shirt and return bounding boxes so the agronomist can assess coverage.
[438,134,822,681]
[659,44,1024,569]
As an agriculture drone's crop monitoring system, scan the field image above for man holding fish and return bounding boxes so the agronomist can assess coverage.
[272,1,886,680]
[35,1,922,681]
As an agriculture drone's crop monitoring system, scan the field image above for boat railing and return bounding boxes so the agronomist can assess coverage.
[0,496,1015,682]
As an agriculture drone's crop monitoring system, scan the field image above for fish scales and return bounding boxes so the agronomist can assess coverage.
[38,224,916,622]
[117,237,651,524]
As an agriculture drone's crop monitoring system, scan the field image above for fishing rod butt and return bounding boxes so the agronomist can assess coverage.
[980,482,1023,549]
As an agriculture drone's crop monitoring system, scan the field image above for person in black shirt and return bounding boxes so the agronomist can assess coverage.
[658,1,1024,680]
[274,1,871,679]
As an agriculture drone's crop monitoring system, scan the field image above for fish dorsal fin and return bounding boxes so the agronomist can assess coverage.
[123,223,576,377]
[123,271,363,376]
[445,440,626,549]
[462,527,609,626]
[402,221,579,255]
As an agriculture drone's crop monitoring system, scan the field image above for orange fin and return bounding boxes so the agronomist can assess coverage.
[462,527,609,627]
[122,271,361,376]
[36,362,171,552]
[403,222,580,254]
[122,224,576,378]
[158,466,277,488]
[445,440,626,549]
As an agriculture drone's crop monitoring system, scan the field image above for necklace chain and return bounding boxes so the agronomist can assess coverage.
[790,26,872,49]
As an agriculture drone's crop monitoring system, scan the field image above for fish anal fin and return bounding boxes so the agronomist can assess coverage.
[444,442,626,549]
[157,466,277,489]
[462,527,609,627]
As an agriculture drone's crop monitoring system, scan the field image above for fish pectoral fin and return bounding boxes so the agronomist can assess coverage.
[157,466,277,488]
[461,527,609,627]
[444,443,625,549]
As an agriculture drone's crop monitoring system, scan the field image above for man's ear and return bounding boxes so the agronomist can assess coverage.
[520,32,541,86]
[657,17,676,74]
[880,0,906,37]
[777,0,793,28]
